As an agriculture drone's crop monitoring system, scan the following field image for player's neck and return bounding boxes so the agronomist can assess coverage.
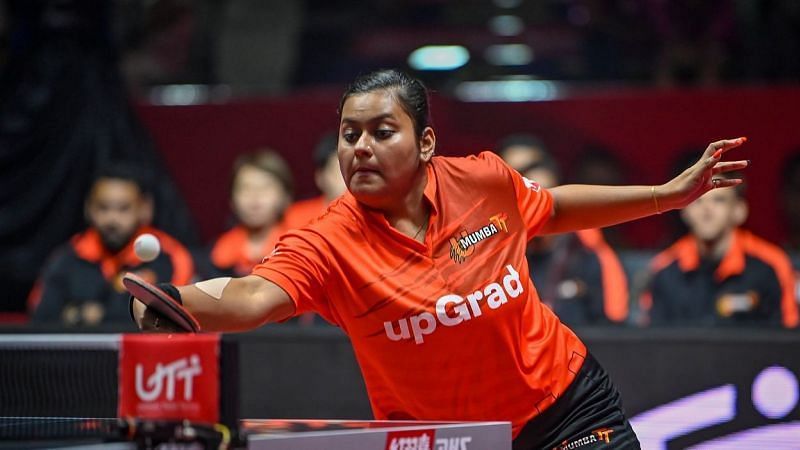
[384,170,430,242]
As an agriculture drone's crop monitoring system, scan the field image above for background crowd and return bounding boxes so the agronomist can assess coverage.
[1,0,799,330]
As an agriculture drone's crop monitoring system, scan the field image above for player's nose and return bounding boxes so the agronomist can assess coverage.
[353,134,373,158]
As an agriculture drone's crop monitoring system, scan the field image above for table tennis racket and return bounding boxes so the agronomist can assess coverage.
[122,273,201,333]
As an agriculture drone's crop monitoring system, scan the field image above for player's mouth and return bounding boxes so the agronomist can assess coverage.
[352,166,380,178]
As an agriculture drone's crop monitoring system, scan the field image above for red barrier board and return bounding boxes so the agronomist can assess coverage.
[118,334,220,424]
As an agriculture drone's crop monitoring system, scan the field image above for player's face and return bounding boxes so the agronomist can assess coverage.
[682,187,746,242]
[232,165,289,230]
[86,179,149,252]
[338,90,434,210]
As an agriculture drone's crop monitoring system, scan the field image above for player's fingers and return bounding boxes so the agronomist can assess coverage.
[712,160,750,175]
[703,137,747,162]
[710,177,743,189]
[131,298,146,328]
[140,308,183,333]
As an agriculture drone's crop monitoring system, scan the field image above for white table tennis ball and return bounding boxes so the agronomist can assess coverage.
[134,233,161,262]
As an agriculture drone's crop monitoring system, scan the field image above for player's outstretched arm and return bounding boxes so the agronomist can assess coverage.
[131,275,295,332]
[540,137,748,235]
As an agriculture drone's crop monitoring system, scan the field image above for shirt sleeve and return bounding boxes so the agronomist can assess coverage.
[250,228,338,325]
[478,151,554,239]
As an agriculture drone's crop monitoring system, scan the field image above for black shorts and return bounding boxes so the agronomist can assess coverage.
[512,353,640,450]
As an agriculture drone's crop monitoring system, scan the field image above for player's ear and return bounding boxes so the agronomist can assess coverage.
[419,126,436,163]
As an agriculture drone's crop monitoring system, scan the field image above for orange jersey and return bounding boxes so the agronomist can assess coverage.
[252,152,587,437]
[282,196,328,230]
[210,225,286,277]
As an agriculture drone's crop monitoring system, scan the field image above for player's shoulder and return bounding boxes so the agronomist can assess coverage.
[285,194,363,241]
[431,151,515,187]
[432,150,508,170]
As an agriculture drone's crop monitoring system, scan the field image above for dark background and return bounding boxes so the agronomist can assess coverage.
[1,2,799,321]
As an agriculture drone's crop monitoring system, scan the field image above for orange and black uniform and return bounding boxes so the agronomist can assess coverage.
[645,228,798,328]
[253,152,639,449]
[528,228,629,326]
[29,226,194,326]
[199,224,286,278]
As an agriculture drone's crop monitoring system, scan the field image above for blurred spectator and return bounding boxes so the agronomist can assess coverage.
[495,134,550,179]
[196,150,293,279]
[0,0,198,317]
[643,172,798,328]
[781,152,800,253]
[28,162,194,327]
[570,144,628,186]
[498,134,629,326]
[282,131,346,229]
[781,152,800,307]
[570,144,631,249]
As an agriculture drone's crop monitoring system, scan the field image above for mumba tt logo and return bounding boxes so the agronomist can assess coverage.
[135,354,203,401]
[449,213,509,264]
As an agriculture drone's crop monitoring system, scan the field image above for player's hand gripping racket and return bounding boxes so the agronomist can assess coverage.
[122,273,201,333]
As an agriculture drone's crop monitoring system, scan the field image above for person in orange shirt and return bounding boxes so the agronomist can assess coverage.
[29,163,193,327]
[196,150,294,278]
[282,131,347,230]
[130,69,749,449]
[498,135,629,326]
[643,172,798,328]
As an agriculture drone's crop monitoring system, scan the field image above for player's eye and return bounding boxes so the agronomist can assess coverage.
[375,129,395,140]
[342,131,359,144]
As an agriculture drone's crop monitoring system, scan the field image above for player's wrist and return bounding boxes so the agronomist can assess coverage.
[156,283,182,304]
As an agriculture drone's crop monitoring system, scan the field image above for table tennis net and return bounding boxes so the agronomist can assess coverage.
[0,335,119,440]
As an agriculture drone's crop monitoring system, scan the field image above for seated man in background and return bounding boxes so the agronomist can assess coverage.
[197,150,294,278]
[498,134,629,326]
[282,131,347,229]
[29,163,194,326]
[780,152,800,303]
[644,172,798,328]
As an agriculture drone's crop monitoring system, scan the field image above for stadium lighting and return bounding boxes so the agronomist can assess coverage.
[408,45,470,71]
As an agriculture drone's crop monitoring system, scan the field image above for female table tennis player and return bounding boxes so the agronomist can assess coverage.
[129,69,747,449]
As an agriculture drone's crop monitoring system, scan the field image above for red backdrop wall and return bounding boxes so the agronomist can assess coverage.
[135,86,800,248]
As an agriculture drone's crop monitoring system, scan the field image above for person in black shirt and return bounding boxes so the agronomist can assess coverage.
[29,163,194,327]
[644,173,797,328]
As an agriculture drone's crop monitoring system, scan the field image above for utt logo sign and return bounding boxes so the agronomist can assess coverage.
[135,354,202,401]
[119,334,220,424]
